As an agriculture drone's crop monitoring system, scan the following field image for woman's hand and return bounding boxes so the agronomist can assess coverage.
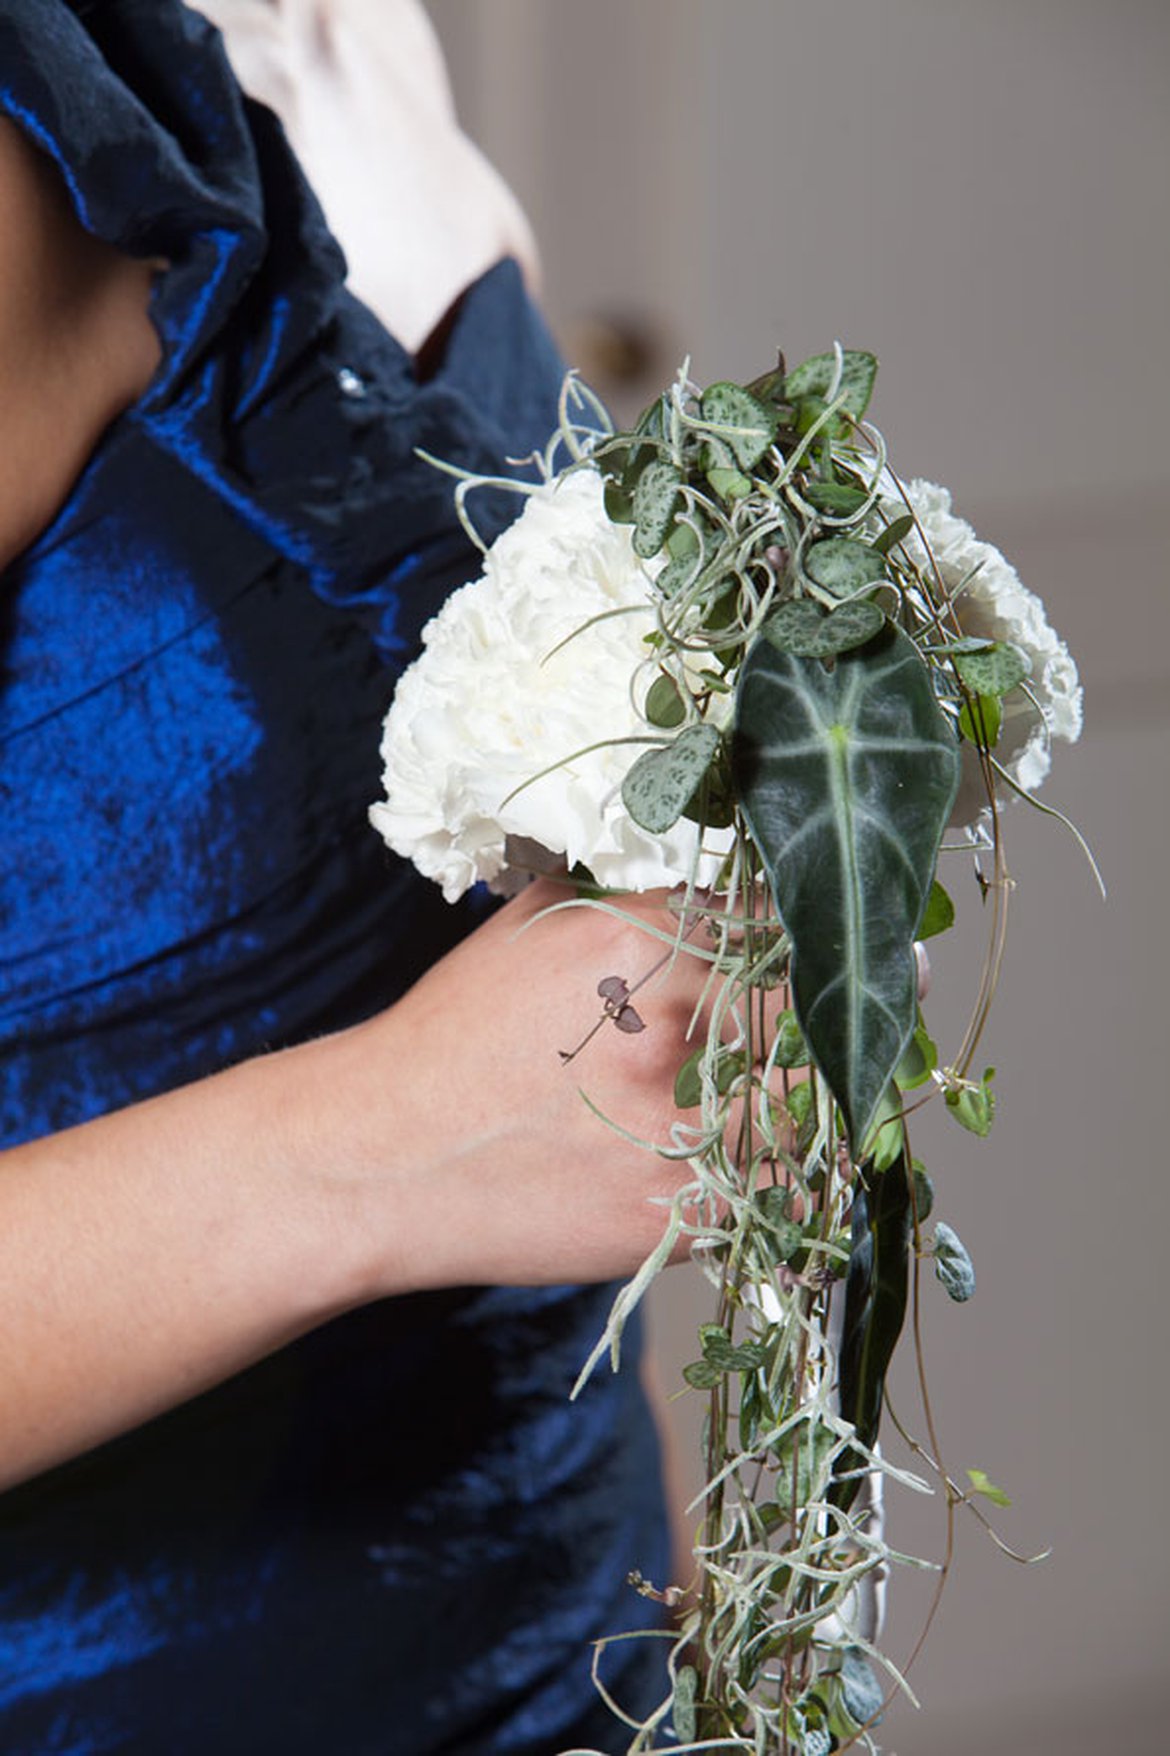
[340,881,711,1297]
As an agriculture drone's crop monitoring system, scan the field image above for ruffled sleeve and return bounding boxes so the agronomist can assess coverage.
[0,0,565,629]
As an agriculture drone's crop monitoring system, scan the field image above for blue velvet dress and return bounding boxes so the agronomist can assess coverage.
[0,4,670,1750]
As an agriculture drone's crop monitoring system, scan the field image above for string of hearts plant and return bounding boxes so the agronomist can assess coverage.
[369,347,1085,1754]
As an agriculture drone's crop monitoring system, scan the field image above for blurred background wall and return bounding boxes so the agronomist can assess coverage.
[428,3,1169,1748]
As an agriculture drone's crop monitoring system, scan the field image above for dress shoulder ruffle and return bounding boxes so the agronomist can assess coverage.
[0,0,563,610]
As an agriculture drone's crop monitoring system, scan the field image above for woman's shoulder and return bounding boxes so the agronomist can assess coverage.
[0,114,161,570]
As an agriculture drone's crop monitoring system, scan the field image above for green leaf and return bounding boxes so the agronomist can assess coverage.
[933,1221,976,1301]
[672,1665,698,1744]
[645,674,686,729]
[700,380,778,469]
[773,1418,836,1511]
[655,552,702,600]
[918,877,955,940]
[700,1323,766,1372]
[911,1160,935,1223]
[622,722,720,834]
[603,478,634,524]
[839,1648,884,1728]
[804,538,888,599]
[784,350,879,421]
[832,1146,912,1507]
[953,641,1031,698]
[632,458,681,558]
[764,597,886,658]
[706,464,753,502]
[785,1080,815,1133]
[774,1009,811,1068]
[682,1358,725,1390]
[733,622,961,1151]
[739,1372,764,1451]
[967,1466,1012,1508]
[895,1024,938,1091]
[872,512,916,556]
[674,1044,744,1108]
[802,480,870,518]
[945,1066,996,1137]
[861,1082,905,1172]
[959,692,1002,748]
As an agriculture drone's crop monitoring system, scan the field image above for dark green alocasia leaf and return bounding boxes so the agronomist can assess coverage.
[831,1146,912,1510]
[733,622,960,1151]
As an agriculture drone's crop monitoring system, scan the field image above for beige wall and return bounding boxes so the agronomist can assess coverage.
[430,4,1170,1747]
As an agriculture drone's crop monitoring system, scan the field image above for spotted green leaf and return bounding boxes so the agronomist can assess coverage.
[700,380,778,470]
[934,1222,976,1301]
[732,623,960,1150]
[784,350,879,421]
[632,458,681,558]
[622,723,719,834]
[954,641,1031,698]
[765,598,886,658]
[805,538,888,599]
[672,1666,698,1744]
[840,1649,884,1728]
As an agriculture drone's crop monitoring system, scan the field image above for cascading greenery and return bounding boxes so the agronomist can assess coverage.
[560,348,1030,1754]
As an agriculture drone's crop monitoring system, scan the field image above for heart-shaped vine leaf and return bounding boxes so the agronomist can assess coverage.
[732,622,960,1150]
[953,640,1031,697]
[700,381,778,470]
[765,598,886,659]
[784,350,879,421]
[632,459,682,558]
[805,538,888,599]
[933,1222,976,1301]
[622,722,720,834]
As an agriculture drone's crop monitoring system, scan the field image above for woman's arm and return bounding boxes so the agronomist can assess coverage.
[0,882,704,1491]
[0,114,702,1493]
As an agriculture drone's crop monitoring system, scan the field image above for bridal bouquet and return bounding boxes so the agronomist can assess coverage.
[370,350,1082,1753]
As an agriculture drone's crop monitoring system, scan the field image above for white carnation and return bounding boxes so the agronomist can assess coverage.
[369,468,733,901]
[887,478,1082,826]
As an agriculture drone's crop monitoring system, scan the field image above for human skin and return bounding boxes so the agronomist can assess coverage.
[0,116,707,1493]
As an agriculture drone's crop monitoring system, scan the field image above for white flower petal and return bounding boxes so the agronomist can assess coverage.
[884,477,1082,826]
[370,469,732,899]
